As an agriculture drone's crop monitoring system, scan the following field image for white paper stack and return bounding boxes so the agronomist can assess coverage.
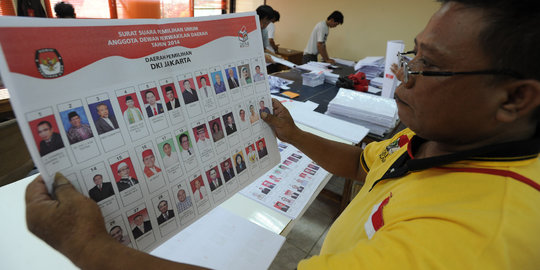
[354,56,385,81]
[326,88,399,136]
[297,61,339,84]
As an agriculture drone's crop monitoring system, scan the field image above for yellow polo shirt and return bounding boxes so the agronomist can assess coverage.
[299,128,540,269]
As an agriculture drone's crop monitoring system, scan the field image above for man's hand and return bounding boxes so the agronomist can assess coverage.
[25,173,110,262]
[264,53,274,64]
[325,58,336,65]
[390,63,404,82]
[261,98,302,144]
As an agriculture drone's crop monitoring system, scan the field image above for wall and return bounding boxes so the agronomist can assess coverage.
[267,0,440,61]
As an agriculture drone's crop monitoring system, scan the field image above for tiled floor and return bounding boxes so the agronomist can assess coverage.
[269,176,345,270]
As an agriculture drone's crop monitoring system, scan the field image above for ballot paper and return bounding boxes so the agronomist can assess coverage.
[0,14,281,252]
[327,88,398,136]
[270,54,297,68]
[240,141,330,219]
[272,95,369,144]
[297,61,339,84]
[382,40,405,98]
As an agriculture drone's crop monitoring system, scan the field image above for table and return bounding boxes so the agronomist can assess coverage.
[272,65,354,113]
[270,65,405,211]
[0,88,13,119]
[275,47,304,65]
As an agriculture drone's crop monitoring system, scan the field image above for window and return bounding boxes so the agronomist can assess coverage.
[0,0,16,16]
[194,0,225,17]
[46,0,224,19]
[49,0,111,18]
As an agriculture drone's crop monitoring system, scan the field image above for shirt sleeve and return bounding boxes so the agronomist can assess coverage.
[316,23,326,43]
[360,128,413,172]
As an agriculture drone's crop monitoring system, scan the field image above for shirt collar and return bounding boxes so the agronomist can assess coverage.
[369,126,540,191]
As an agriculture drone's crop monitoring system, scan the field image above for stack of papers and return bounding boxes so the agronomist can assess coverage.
[354,56,385,81]
[326,88,399,136]
[268,75,294,94]
[272,95,369,144]
[297,61,339,85]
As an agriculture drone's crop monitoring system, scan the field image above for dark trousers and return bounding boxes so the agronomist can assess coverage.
[302,53,318,64]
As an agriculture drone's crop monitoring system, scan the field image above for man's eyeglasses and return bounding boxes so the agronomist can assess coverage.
[397,51,523,85]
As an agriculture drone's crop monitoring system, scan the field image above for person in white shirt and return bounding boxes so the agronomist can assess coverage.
[195,126,212,152]
[198,76,213,98]
[122,95,143,124]
[303,11,344,64]
[161,142,178,169]
[264,10,280,53]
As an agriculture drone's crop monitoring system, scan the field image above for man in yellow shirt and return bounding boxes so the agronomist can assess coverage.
[24,0,540,269]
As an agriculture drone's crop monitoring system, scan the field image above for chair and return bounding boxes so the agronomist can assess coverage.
[0,119,34,187]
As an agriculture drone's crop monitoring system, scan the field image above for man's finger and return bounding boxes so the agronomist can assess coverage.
[261,111,275,125]
[52,172,79,202]
[25,175,52,204]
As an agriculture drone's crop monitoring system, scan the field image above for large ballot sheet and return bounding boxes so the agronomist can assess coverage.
[0,13,280,252]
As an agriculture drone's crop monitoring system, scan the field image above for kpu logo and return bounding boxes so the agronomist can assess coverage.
[238,26,249,48]
[35,48,64,78]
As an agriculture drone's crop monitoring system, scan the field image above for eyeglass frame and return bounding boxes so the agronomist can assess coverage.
[397,51,524,85]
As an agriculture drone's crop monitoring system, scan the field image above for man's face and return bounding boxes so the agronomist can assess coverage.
[69,115,81,128]
[197,128,206,141]
[97,105,109,118]
[37,124,53,141]
[209,169,217,180]
[143,154,156,167]
[181,136,190,150]
[394,3,500,145]
[118,165,130,178]
[258,141,264,149]
[110,227,123,241]
[134,215,143,226]
[224,161,230,170]
[255,66,261,74]
[200,77,207,86]
[166,90,174,101]
[215,74,221,83]
[227,116,233,124]
[93,175,103,186]
[158,201,168,214]
[183,81,191,90]
[177,189,186,202]
[163,144,172,156]
[327,19,339,28]
[126,99,135,108]
[146,92,156,105]
[228,68,234,77]
[195,179,201,189]
[239,110,246,120]
[259,101,265,109]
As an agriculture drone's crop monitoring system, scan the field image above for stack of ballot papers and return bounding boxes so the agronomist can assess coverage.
[272,95,369,143]
[297,61,340,85]
[326,88,399,137]
[268,75,294,94]
[354,56,385,81]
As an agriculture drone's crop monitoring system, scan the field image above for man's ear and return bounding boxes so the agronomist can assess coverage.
[497,79,540,123]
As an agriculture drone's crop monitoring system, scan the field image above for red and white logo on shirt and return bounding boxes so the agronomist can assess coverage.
[364,193,392,239]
